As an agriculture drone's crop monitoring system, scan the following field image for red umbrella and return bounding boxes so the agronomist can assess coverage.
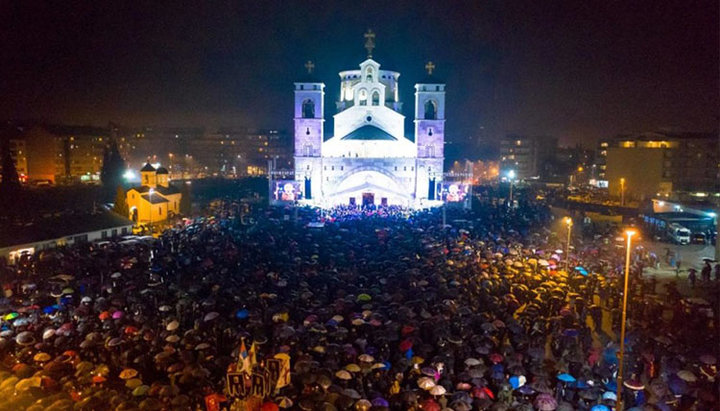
[421,398,441,411]
[489,353,504,364]
[399,339,413,352]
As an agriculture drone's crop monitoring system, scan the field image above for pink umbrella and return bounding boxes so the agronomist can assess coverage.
[534,393,557,411]
[112,311,124,319]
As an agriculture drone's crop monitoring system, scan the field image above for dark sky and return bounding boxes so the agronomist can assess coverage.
[1,1,717,152]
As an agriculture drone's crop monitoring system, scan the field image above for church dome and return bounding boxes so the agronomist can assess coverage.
[140,163,156,172]
[156,167,169,175]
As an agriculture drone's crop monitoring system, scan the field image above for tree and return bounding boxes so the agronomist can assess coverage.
[0,137,21,196]
[112,185,128,218]
[100,138,126,200]
[180,183,192,215]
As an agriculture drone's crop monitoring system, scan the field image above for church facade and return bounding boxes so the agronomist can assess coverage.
[293,33,445,207]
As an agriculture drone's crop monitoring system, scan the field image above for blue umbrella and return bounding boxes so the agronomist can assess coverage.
[509,375,523,389]
[562,328,579,337]
[590,405,610,411]
[604,381,618,392]
[574,266,589,276]
[235,309,249,319]
[557,373,576,383]
[43,305,59,314]
[569,379,589,389]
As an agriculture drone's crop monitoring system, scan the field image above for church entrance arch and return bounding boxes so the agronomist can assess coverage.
[330,167,409,206]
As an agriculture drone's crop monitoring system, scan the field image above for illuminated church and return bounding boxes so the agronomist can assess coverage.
[293,31,445,207]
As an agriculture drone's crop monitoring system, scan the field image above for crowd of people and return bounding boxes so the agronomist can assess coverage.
[0,197,717,410]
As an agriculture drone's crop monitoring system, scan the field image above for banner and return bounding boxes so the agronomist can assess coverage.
[225,351,291,400]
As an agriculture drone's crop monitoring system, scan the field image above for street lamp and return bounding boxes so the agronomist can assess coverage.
[564,217,573,273]
[507,170,516,206]
[620,177,625,206]
[617,228,636,410]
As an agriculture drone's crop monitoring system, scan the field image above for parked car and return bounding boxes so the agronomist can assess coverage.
[691,232,707,245]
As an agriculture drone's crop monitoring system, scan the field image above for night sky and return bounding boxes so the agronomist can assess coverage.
[2,1,717,153]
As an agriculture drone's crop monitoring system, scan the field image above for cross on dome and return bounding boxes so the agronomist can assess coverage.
[425,61,436,75]
[304,60,315,74]
[364,29,375,58]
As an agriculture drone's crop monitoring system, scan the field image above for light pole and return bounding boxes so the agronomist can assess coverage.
[620,177,625,207]
[564,217,573,273]
[617,228,636,410]
[507,170,516,207]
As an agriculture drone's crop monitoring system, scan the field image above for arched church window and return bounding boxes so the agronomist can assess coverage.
[371,91,380,106]
[302,99,315,118]
[424,100,437,120]
[358,89,367,106]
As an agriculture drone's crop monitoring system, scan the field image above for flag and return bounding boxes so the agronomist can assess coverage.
[249,341,258,368]
[274,353,291,389]
[238,339,251,374]
[204,393,226,411]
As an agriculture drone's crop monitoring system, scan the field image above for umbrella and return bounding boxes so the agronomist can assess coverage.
[132,384,150,396]
[354,399,371,411]
[601,391,616,401]
[590,406,610,411]
[358,354,374,363]
[699,354,716,365]
[421,398,441,411]
[489,353,504,364]
[676,370,697,382]
[345,363,361,372]
[166,320,179,331]
[120,368,139,379]
[534,393,557,411]
[371,397,389,407]
[418,377,436,390]
[464,358,482,366]
[557,373,575,383]
[430,385,446,396]
[335,370,351,380]
[204,312,219,321]
[623,379,645,391]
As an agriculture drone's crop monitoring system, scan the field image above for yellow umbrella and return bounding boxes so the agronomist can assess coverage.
[345,363,361,373]
[15,376,41,391]
[125,378,143,389]
[119,368,139,380]
[33,352,51,362]
[417,377,436,390]
[335,370,352,380]
[358,354,374,363]
[0,376,18,390]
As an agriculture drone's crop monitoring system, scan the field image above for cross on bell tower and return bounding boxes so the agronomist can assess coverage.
[425,61,436,75]
[364,29,375,58]
[304,60,315,74]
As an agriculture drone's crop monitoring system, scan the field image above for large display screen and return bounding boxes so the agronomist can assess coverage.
[437,182,469,203]
[273,180,304,201]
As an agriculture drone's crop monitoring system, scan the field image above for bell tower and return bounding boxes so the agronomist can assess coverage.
[414,61,446,200]
[294,60,325,199]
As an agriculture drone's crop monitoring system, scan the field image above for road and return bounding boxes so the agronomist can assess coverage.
[637,239,717,298]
